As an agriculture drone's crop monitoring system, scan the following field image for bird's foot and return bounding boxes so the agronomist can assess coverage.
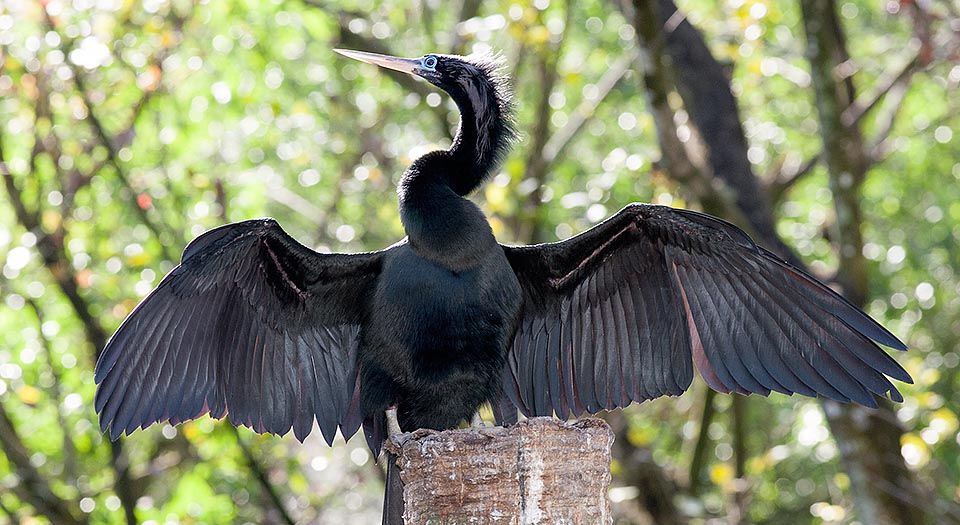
[386,406,403,437]
[470,412,487,428]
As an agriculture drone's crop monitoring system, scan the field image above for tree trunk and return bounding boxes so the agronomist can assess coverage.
[801,1,924,523]
[384,417,613,524]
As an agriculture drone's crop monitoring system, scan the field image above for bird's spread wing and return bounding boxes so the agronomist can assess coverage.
[95,218,384,443]
[501,204,910,419]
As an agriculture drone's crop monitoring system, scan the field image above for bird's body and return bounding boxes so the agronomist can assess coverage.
[362,238,521,433]
[352,52,525,439]
[94,49,911,524]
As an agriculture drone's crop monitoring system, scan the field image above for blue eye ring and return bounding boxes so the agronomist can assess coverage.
[421,55,438,71]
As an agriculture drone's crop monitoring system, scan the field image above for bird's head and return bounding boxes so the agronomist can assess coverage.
[334,49,501,101]
[335,49,516,193]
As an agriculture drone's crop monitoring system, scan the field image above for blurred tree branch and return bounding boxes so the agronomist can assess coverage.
[0,134,110,358]
[515,0,571,244]
[607,412,682,525]
[686,388,716,496]
[0,9,203,519]
[729,395,749,525]
[842,51,921,130]
[768,50,921,203]
[542,51,635,170]
[641,0,787,252]
[800,2,935,523]
[448,0,483,54]
[618,0,754,233]
[39,6,183,262]
[767,152,821,203]
[310,124,392,244]
[0,405,87,525]
[0,499,21,525]
[513,4,634,244]
[302,0,454,137]
[26,298,79,484]
[0,92,141,525]
[767,0,960,204]
[229,427,297,525]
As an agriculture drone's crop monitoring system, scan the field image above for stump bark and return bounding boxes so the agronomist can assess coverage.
[384,417,614,525]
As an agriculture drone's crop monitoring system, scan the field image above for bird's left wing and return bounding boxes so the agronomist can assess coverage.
[95,218,386,444]
[500,204,910,420]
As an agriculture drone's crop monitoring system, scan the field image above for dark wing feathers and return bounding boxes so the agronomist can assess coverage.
[95,219,382,444]
[502,204,909,418]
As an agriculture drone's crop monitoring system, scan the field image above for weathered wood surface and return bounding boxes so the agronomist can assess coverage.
[384,417,614,525]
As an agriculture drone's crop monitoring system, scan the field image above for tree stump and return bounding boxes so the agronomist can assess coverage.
[384,417,614,525]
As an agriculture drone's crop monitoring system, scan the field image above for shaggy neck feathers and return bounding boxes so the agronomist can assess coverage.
[401,54,516,199]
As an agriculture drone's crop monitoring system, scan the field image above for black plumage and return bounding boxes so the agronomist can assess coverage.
[95,49,910,521]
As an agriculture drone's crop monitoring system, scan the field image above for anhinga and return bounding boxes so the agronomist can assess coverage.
[95,49,910,522]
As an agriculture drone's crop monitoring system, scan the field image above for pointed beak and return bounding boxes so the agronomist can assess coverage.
[334,49,420,75]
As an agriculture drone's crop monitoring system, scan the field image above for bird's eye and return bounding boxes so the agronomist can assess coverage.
[421,55,438,71]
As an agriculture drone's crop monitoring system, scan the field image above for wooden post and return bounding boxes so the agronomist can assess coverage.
[384,417,614,525]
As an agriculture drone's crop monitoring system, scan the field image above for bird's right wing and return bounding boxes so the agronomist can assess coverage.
[95,218,386,444]
[501,204,910,420]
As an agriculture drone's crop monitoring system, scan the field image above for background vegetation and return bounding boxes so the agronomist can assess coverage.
[1,0,958,523]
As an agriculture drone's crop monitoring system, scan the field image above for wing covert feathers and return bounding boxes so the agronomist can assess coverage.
[503,204,910,418]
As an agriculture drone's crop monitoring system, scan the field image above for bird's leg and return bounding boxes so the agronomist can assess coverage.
[470,412,486,428]
[386,406,403,437]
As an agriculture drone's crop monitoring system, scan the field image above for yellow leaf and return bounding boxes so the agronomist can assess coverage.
[833,472,850,491]
[900,433,930,467]
[901,433,925,448]
[932,408,959,434]
[18,385,42,406]
[42,210,62,232]
[527,26,550,45]
[192,173,211,188]
[627,426,652,447]
[920,368,941,387]
[161,29,176,48]
[292,101,311,114]
[485,184,507,212]
[746,456,767,474]
[610,458,622,476]
[488,216,505,237]
[709,463,734,485]
[505,158,524,178]
[3,55,22,72]
[522,7,539,25]
[144,18,162,33]
[127,252,150,267]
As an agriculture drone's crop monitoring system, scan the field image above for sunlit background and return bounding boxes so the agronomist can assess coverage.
[1,0,958,523]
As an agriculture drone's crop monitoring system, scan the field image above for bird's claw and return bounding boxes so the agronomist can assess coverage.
[386,406,403,437]
[470,412,487,428]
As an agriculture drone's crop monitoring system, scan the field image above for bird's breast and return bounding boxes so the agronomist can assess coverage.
[367,244,522,380]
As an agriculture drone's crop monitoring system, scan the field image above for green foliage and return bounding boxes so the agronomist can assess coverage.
[0,0,957,523]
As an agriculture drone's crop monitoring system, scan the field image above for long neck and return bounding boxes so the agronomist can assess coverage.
[397,66,512,267]
[446,78,509,195]
[406,74,510,197]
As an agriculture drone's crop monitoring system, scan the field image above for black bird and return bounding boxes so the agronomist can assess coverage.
[95,49,910,521]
